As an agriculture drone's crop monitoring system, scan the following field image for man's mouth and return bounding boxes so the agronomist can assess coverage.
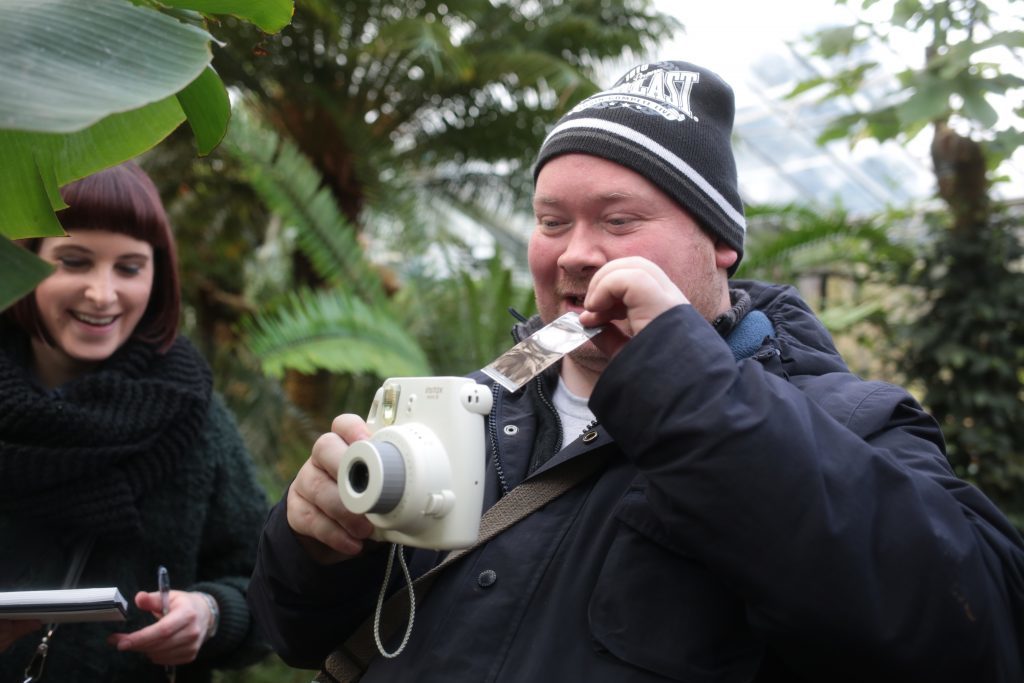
[71,311,117,326]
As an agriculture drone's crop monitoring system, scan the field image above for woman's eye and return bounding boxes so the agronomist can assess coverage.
[116,263,143,276]
[58,257,89,270]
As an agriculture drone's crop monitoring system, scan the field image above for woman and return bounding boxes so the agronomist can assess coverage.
[0,162,270,681]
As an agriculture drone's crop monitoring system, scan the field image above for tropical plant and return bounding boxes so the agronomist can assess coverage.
[0,0,294,309]
[211,0,678,259]
[216,104,536,425]
[791,0,1024,521]
[177,0,678,422]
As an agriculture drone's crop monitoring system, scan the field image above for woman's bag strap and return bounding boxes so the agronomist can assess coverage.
[23,535,96,683]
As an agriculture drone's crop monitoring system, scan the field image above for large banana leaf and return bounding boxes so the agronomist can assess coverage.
[0,0,292,310]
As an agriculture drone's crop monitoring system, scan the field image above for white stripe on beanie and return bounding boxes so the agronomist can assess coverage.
[543,117,747,233]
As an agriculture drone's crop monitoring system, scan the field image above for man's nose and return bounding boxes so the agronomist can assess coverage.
[556,224,604,273]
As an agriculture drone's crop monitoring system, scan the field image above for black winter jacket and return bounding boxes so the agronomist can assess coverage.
[0,333,270,682]
[249,280,1024,682]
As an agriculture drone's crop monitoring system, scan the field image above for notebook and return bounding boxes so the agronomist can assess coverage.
[0,587,128,622]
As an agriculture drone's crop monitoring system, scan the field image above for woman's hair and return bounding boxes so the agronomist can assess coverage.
[4,161,181,352]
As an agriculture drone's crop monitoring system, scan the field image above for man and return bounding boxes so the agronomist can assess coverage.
[248,60,1024,682]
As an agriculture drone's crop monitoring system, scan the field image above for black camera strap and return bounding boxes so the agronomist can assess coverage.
[318,449,610,683]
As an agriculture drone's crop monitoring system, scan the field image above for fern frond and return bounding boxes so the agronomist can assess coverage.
[245,288,431,379]
[223,104,386,303]
[743,204,914,279]
[818,300,886,332]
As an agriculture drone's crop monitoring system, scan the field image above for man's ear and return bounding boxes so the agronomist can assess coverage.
[714,240,739,271]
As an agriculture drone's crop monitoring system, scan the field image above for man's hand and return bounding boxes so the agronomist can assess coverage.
[579,257,689,359]
[286,414,378,564]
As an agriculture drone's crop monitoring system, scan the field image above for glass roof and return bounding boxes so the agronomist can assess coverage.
[649,0,1023,215]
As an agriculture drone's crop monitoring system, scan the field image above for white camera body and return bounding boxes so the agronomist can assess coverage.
[338,376,493,550]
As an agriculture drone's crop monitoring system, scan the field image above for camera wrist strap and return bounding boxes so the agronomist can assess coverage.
[319,449,610,683]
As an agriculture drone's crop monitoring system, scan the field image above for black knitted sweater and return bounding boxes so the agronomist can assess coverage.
[0,326,270,682]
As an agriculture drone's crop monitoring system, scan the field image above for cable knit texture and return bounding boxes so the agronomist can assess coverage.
[0,333,211,540]
[0,326,270,682]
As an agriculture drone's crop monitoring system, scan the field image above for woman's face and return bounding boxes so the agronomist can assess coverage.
[32,229,154,381]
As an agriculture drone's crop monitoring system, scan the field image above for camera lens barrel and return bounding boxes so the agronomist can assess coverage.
[341,439,406,514]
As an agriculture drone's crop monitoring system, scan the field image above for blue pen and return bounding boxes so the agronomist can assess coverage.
[157,566,175,683]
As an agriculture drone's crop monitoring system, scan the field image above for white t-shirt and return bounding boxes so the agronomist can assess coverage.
[552,376,596,450]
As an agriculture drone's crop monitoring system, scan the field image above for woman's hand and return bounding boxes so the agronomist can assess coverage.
[0,618,42,652]
[107,590,215,665]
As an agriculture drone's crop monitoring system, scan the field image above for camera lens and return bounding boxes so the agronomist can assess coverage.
[349,461,370,493]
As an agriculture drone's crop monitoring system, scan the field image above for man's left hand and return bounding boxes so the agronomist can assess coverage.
[579,257,688,359]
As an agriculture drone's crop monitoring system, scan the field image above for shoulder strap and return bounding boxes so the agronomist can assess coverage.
[318,450,609,683]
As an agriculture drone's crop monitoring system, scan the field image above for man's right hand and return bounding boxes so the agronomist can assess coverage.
[286,413,377,564]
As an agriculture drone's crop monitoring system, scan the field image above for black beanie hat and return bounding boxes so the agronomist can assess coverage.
[533,60,746,273]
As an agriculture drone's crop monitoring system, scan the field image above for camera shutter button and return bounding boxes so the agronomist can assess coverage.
[477,570,497,588]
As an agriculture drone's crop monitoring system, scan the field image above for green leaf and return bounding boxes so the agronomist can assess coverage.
[892,0,924,28]
[896,76,952,127]
[0,0,213,133]
[158,0,294,34]
[0,237,54,311]
[246,289,431,379]
[961,90,999,129]
[811,25,861,58]
[176,66,231,155]
[222,104,387,303]
[0,97,186,240]
[818,300,886,332]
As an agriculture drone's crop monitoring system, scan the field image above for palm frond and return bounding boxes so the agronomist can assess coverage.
[742,204,914,280]
[394,252,536,374]
[222,104,387,303]
[817,300,886,332]
[245,287,432,379]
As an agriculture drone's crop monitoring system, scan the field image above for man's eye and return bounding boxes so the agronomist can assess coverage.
[606,216,636,231]
[537,218,567,232]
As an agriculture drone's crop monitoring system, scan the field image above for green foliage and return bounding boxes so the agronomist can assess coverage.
[794,0,1023,164]
[212,0,679,227]
[0,0,293,310]
[225,106,537,382]
[792,0,1024,524]
[0,236,54,310]
[394,253,537,375]
[901,210,1024,525]
[742,204,914,284]
[223,106,387,303]
[245,287,432,378]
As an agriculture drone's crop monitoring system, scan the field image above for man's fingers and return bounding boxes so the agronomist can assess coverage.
[286,412,379,562]
[332,413,372,443]
[581,257,687,334]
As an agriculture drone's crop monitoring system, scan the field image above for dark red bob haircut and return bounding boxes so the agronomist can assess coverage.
[4,161,181,353]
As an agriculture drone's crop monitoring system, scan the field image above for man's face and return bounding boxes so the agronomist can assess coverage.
[529,153,737,371]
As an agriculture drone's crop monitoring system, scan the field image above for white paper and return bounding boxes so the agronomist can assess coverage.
[0,587,128,622]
